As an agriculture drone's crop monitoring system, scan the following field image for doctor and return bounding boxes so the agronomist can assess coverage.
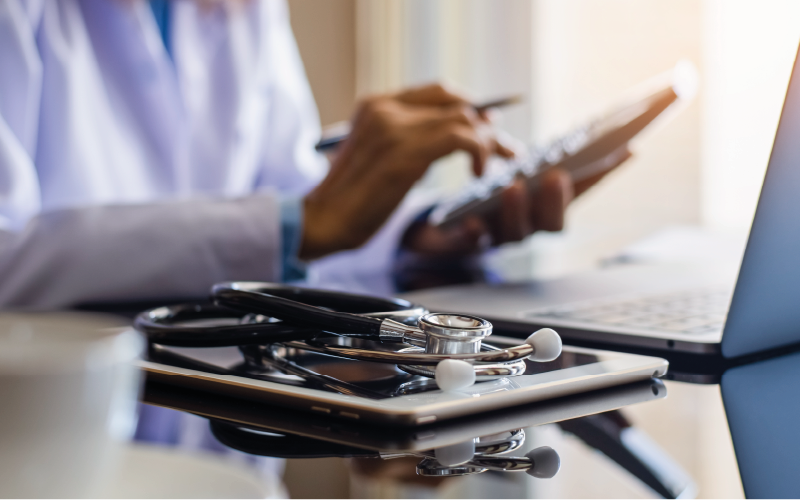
[0,0,610,309]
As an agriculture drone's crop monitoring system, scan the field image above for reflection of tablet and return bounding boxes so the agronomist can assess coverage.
[139,339,667,426]
[144,377,666,452]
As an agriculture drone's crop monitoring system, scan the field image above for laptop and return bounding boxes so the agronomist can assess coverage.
[402,42,800,362]
[720,348,800,498]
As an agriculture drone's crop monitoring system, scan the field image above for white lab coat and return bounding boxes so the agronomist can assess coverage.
[0,0,421,308]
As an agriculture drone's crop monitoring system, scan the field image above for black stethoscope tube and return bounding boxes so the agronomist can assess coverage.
[135,303,322,347]
[210,420,377,459]
[212,283,382,336]
[209,420,529,465]
[135,283,426,347]
[212,282,417,315]
[243,345,387,399]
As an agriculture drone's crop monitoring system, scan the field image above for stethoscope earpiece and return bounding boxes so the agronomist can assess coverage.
[525,445,561,478]
[526,328,563,362]
[435,359,476,391]
[434,440,476,467]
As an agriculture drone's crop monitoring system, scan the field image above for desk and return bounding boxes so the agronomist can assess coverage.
[119,243,794,498]
[141,369,753,498]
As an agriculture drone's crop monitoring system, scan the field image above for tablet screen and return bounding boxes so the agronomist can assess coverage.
[149,341,601,400]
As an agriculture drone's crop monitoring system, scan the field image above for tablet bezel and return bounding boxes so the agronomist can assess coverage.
[138,341,667,426]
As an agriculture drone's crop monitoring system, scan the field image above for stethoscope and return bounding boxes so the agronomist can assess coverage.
[209,420,561,478]
[135,282,562,391]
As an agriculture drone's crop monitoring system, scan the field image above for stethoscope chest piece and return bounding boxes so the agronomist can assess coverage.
[419,313,491,355]
[396,312,525,385]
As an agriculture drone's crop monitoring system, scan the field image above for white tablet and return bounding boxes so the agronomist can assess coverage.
[139,337,667,426]
[145,377,666,452]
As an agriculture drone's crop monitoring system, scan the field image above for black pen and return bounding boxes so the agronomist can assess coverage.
[315,94,523,152]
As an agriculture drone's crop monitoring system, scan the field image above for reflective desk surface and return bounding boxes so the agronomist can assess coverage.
[113,253,795,499]
[140,344,800,499]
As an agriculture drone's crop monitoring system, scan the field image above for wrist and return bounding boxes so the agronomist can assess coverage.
[299,192,372,260]
[298,195,338,260]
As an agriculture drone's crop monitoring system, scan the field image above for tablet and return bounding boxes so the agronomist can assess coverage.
[138,338,667,426]
[144,377,666,452]
[428,62,696,229]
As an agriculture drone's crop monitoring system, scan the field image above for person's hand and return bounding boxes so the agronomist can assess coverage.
[402,148,633,255]
[299,84,515,260]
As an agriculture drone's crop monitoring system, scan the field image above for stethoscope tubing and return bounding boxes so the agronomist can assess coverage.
[212,283,383,336]
[209,419,525,459]
[135,303,322,347]
[135,283,427,346]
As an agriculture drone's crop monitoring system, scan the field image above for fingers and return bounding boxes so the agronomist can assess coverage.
[489,170,572,245]
[393,85,515,166]
[427,105,514,176]
[394,83,469,107]
[403,169,574,256]
[494,139,516,159]
[402,216,487,255]
[440,124,490,176]
[354,87,515,178]
[496,178,530,244]
[532,169,573,232]
[448,106,516,161]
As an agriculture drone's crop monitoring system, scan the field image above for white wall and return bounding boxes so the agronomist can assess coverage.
[519,0,705,278]
[288,0,357,126]
[355,0,536,195]
[702,0,800,231]
[355,0,800,278]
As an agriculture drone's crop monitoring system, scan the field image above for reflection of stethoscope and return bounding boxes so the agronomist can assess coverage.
[209,421,561,478]
[135,282,562,390]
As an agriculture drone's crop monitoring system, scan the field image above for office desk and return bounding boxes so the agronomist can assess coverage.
[140,342,800,498]
[105,254,790,498]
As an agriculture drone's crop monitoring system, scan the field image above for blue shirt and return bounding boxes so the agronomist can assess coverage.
[149,0,171,58]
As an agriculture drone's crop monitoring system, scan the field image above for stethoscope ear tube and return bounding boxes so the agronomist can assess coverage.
[212,282,383,336]
[134,303,322,347]
[209,420,377,459]
[134,284,429,347]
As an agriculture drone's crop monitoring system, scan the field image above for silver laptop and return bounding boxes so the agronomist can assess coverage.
[403,42,800,360]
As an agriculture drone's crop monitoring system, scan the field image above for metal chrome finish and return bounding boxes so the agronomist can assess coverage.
[416,458,487,476]
[366,308,429,327]
[415,433,550,477]
[474,429,526,456]
[419,313,492,355]
[468,456,538,472]
[378,319,426,346]
[397,358,527,380]
[416,456,537,476]
[285,339,534,365]
[380,429,526,462]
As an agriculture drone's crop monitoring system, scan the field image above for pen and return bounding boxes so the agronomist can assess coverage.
[315,94,523,152]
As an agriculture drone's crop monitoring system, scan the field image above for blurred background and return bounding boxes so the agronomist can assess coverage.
[288,0,800,279]
[280,2,800,497]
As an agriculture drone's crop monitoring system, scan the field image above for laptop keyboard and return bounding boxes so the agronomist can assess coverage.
[524,288,731,335]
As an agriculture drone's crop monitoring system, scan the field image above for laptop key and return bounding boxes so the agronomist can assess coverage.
[525,288,731,336]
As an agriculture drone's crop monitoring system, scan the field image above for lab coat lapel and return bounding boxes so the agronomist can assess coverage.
[171,1,265,195]
[78,0,187,193]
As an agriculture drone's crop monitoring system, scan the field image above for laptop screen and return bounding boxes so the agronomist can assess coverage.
[723,42,800,358]
[721,350,800,497]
